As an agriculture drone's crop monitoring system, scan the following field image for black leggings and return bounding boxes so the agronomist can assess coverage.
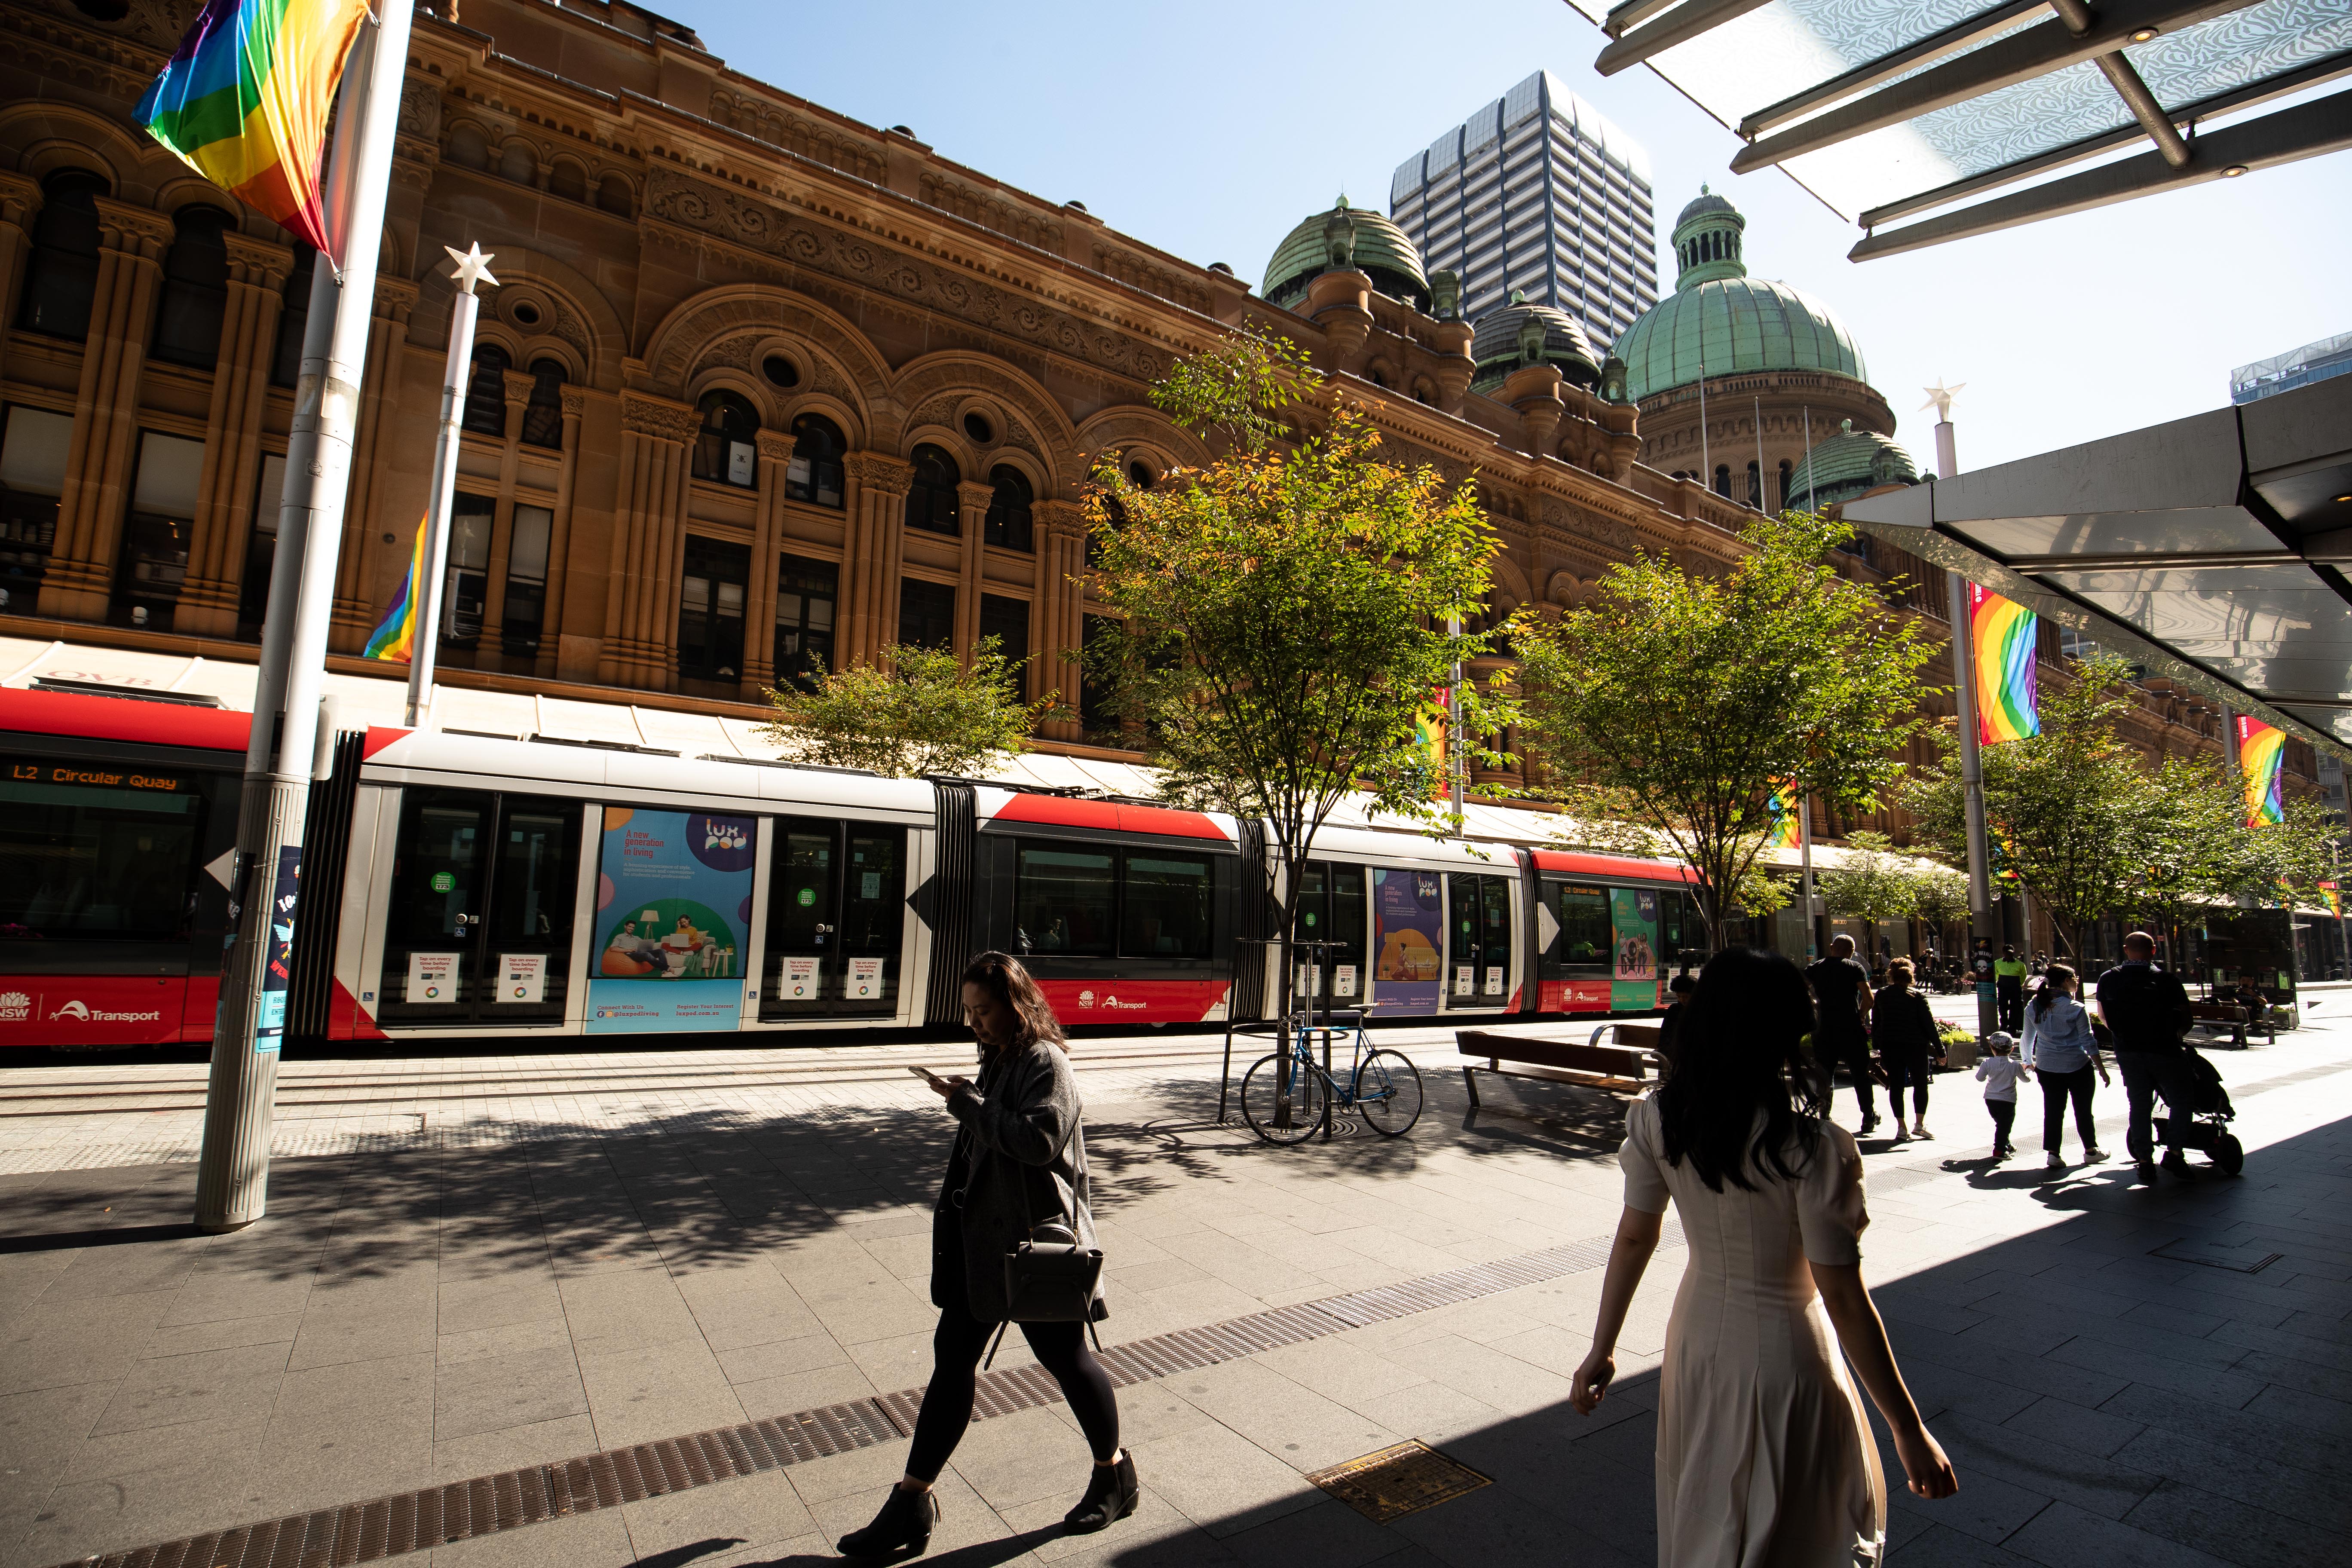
[1881,1051,1931,1118]
[1823,1032,1874,1121]
[905,1296,1120,1482]
[2039,1065,2098,1154]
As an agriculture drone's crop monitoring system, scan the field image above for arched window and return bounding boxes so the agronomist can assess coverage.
[984,465,1033,552]
[785,413,844,507]
[597,174,633,217]
[270,243,315,388]
[904,443,960,535]
[497,141,537,186]
[460,343,511,437]
[519,359,567,450]
[1713,463,1731,497]
[691,390,760,487]
[547,160,587,203]
[1778,458,1793,508]
[446,126,488,169]
[151,206,233,369]
[1746,459,1762,509]
[1126,459,1155,490]
[17,169,107,340]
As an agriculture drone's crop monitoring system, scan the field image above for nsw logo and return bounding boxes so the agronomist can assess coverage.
[0,990,28,1021]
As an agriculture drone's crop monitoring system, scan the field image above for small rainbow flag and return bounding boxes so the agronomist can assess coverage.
[1762,781,1801,851]
[2321,881,2341,918]
[135,0,374,258]
[362,521,426,662]
[1968,584,2039,745]
[2238,716,2286,826]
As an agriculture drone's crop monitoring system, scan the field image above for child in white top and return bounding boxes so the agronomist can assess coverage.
[1975,1032,2029,1160]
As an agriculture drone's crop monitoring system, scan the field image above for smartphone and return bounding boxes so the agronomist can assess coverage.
[907,1065,945,1085]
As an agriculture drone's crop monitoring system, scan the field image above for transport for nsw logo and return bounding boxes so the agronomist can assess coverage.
[0,991,28,1021]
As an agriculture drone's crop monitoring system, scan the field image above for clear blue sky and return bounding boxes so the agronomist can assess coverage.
[688,0,2347,473]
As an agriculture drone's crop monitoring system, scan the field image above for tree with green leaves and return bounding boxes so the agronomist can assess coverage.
[1084,326,1512,1011]
[759,637,1061,780]
[1511,509,1942,949]
[1817,830,1920,962]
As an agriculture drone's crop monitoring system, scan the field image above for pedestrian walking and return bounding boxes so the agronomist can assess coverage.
[1871,957,1942,1142]
[1573,948,1957,1568]
[1994,945,2028,1033]
[2020,962,2108,1169]
[1807,934,1880,1135]
[2094,931,2200,1182]
[1975,1032,2027,1159]
[837,952,1135,1559]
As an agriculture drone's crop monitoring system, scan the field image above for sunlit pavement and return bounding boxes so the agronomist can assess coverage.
[3,1011,2349,1568]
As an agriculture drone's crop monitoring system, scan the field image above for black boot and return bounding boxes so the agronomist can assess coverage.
[1064,1452,1139,1533]
[839,1483,940,1559]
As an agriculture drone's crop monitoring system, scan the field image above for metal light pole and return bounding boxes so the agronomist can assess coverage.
[1926,383,1997,1040]
[1798,789,1820,959]
[1448,615,1466,832]
[194,0,413,1232]
[406,244,499,727]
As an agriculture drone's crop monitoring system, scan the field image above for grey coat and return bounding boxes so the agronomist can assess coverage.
[933,1038,1107,1323]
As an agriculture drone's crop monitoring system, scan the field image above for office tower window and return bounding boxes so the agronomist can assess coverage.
[984,465,1033,552]
[18,170,106,340]
[0,405,72,608]
[786,414,845,507]
[115,432,206,628]
[774,555,836,690]
[461,345,511,437]
[519,361,567,450]
[692,391,759,487]
[502,504,553,652]
[906,443,960,535]
[678,535,750,680]
[443,493,496,643]
[898,578,954,650]
[151,206,233,370]
[979,593,1030,694]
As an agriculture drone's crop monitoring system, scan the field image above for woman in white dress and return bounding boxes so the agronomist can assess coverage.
[1573,947,1957,1567]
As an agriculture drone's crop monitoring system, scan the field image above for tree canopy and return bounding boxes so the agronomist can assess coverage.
[759,637,1060,780]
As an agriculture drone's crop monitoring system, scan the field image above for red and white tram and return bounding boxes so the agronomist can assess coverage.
[0,685,1702,1048]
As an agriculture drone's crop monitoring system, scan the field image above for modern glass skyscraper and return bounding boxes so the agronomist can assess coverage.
[1389,71,1656,350]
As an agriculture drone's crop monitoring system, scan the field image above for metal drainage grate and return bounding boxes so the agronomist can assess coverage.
[52,1220,1679,1568]
[2150,1237,2282,1274]
[1306,1440,1492,1524]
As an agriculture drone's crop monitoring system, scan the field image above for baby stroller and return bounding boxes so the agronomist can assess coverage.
[2154,1044,2243,1175]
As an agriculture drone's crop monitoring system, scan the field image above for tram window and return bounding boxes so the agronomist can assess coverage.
[0,765,203,940]
[1014,844,1114,956]
[1543,883,1610,974]
[1293,862,1366,951]
[491,807,576,941]
[387,793,485,945]
[1123,853,1212,959]
[1659,889,1703,970]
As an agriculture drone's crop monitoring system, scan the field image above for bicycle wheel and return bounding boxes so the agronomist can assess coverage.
[1241,1051,1332,1146]
[1354,1048,1424,1137]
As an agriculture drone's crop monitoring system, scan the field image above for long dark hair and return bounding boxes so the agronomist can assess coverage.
[2032,962,2077,1019]
[1656,947,1826,1193]
[959,950,1066,1061]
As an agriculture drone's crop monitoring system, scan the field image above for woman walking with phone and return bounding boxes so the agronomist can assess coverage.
[1572,948,1957,1566]
[838,952,1136,1559]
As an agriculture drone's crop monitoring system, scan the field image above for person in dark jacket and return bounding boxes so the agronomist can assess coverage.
[2093,931,2199,1183]
[1807,935,1879,1134]
[1871,958,1942,1142]
[838,952,1136,1559]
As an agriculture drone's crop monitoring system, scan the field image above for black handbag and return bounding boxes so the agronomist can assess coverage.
[983,1154,1104,1368]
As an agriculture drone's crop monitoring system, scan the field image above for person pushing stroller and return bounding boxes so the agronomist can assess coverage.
[2094,931,2242,1181]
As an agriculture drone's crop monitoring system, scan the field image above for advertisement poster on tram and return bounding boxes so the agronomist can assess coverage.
[1370,867,1443,1014]
[1611,887,1660,1011]
[588,808,755,1033]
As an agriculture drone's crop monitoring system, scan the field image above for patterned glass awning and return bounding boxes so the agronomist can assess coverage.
[1566,0,2352,259]
[1843,374,2352,763]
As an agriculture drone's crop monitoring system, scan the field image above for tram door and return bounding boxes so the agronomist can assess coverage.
[760,818,906,1020]
[379,788,582,1025]
[1446,872,1513,1010]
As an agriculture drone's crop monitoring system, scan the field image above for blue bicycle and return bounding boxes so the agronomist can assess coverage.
[1240,1009,1424,1144]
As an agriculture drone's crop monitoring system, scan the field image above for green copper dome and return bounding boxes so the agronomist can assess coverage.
[1469,292,1601,394]
[1264,196,1430,313]
[1613,188,1868,402]
[1787,419,1920,507]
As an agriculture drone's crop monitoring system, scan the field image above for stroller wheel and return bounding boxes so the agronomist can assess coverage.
[2213,1134,2244,1176]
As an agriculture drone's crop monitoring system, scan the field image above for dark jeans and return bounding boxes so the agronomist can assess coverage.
[1822,1029,1874,1122]
[2117,1047,2198,1164]
[2039,1064,2099,1155]
[1997,978,2024,1033]
[1881,1050,1931,1119]
[1987,1097,2016,1151]
[906,1295,1120,1482]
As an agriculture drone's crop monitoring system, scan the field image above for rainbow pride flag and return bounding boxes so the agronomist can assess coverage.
[1968,583,2039,744]
[2238,716,2286,826]
[1762,781,1801,851]
[2321,882,2341,918]
[362,521,426,662]
[135,0,374,257]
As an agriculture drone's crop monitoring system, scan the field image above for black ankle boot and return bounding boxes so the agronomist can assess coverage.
[838,1483,939,1559]
[1064,1452,1139,1533]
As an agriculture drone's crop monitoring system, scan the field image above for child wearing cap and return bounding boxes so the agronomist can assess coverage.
[1975,1032,2029,1160]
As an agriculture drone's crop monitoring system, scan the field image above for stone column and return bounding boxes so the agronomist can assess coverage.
[329,277,417,652]
[738,428,798,699]
[1034,499,1086,741]
[39,198,172,623]
[479,368,535,640]
[175,233,292,637]
[0,173,41,387]
[598,390,698,690]
[535,384,588,680]
[953,478,993,668]
[839,451,912,668]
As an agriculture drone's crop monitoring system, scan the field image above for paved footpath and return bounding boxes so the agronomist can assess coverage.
[3,1007,2351,1568]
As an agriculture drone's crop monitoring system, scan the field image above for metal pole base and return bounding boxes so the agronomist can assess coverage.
[197,1219,259,1235]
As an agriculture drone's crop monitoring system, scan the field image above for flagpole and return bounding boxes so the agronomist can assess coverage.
[1798,790,1819,960]
[1930,395,1999,1043]
[195,0,413,1232]
[407,245,498,727]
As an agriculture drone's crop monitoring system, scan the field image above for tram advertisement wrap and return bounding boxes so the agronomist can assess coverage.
[1611,888,1660,1011]
[1371,868,1442,1014]
[588,808,754,1033]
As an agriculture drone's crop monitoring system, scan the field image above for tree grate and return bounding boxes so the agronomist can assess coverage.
[1306,1440,1493,1524]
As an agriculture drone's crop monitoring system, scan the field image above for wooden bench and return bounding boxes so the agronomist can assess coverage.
[2189,1001,2274,1049]
[1458,1025,1662,1108]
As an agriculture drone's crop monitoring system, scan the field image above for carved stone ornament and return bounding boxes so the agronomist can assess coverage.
[222,231,293,289]
[399,75,444,143]
[559,385,590,418]
[94,198,175,256]
[1033,499,1087,539]
[621,390,702,443]
[502,369,539,404]
[843,450,913,494]
[755,429,798,463]
[645,169,1167,384]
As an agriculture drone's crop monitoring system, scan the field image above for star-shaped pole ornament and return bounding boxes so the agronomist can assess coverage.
[1920,379,1964,422]
[444,242,499,296]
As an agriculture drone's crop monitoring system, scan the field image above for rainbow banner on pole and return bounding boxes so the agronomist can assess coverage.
[134,0,374,258]
[361,521,426,662]
[2238,716,2286,826]
[1762,782,1801,851]
[1968,583,2040,745]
